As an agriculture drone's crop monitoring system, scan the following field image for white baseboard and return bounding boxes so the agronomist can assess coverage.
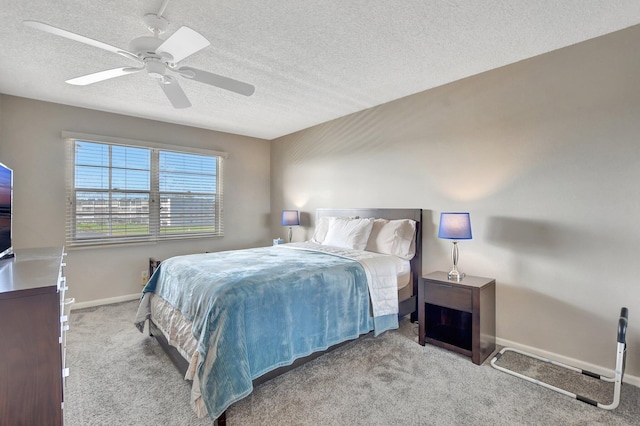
[71,293,140,310]
[496,337,639,388]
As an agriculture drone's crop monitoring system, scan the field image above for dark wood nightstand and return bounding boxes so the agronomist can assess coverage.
[418,271,496,365]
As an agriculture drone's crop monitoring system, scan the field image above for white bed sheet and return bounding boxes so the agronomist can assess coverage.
[281,242,409,316]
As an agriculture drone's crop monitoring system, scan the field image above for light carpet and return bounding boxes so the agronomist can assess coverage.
[64,301,639,425]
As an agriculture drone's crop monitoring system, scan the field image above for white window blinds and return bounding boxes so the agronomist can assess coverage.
[158,150,220,237]
[65,136,224,247]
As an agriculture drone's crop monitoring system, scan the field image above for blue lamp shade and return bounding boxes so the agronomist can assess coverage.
[281,210,300,226]
[438,212,472,240]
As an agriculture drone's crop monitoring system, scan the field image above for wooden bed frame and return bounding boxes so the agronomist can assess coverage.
[148,208,422,425]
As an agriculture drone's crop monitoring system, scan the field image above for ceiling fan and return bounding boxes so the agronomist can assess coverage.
[23,5,255,109]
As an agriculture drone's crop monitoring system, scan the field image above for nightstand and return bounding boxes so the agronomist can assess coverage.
[418,271,496,365]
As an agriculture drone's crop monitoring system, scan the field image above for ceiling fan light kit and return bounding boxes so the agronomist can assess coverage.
[22,6,255,109]
[145,60,168,80]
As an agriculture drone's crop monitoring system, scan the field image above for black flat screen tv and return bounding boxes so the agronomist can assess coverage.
[0,161,13,260]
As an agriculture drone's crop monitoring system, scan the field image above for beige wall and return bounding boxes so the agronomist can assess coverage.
[0,95,271,304]
[271,25,640,379]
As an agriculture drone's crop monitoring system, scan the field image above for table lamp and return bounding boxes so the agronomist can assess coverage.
[281,210,300,242]
[438,212,472,281]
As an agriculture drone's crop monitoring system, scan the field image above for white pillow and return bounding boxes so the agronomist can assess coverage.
[322,218,374,250]
[365,219,416,260]
[311,216,335,244]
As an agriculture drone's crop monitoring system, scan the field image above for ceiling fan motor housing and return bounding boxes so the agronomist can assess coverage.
[129,36,175,80]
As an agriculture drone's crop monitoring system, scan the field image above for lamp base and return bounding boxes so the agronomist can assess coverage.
[448,269,465,282]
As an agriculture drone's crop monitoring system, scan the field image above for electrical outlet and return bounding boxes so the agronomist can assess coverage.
[141,270,149,286]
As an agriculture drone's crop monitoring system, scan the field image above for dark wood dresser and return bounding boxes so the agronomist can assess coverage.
[0,247,67,426]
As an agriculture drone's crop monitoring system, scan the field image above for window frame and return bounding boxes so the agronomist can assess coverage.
[64,132,226,247]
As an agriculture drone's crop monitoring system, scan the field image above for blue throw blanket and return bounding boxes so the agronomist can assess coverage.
[139,246,395,419]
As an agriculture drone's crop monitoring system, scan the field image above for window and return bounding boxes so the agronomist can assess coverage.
[65,135,224,247]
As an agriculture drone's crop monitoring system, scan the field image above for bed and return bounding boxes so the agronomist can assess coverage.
[134,208,422,424]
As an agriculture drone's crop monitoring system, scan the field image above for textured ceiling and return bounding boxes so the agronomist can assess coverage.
[1,1,639,140]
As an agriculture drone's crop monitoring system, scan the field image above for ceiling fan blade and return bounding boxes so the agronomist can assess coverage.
[66,67,143,86]
[156,26,210,63]
[177,67,255,96]
[23,20,140,62]
[159,77,191,109]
